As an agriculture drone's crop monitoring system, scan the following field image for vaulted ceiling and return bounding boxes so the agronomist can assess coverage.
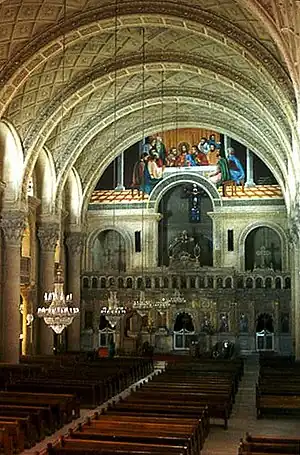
[0,0,299,211]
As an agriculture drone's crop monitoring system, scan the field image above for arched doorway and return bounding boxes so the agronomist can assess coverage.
[98,315,115,348]
[245,227,282,271]
[92,230,126,272]
[158,184,213,267]
[173,312,196,350]
[255,313,274,351]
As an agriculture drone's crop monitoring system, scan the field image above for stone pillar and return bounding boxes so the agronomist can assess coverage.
[66,232,84,351]
[291,238,300,359]
[245,148,256,187]
[115,153,125,191]
[1,212,25,363]
[37,223,59,355]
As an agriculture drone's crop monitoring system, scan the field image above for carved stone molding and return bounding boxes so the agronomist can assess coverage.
[1,212,26,246]
[37,223,59,252]
[66,232,85,256]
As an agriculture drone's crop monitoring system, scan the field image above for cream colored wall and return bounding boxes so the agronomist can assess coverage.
[85,204,288,272]
[209,206,289,271]
[86,209,161,271]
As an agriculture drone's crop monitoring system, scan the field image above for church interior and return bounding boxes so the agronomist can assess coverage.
[0,0,300,454]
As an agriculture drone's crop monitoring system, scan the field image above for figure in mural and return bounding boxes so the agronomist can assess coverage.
[198,137,209,154]
[177,142,196,166]
[207,144,219,164]
[143,154,163,194]
[209,153,231,186]
[227,147,245,185]
[167,147,178,166]
[192,145,209,166]
[131,152,148,197]
[155,136,167,167]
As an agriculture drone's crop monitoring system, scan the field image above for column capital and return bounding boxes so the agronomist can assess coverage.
[66,232,85,255]
[1,211,26,246]
[37,223,59,252]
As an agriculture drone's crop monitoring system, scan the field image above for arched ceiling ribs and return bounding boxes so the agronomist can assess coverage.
[0,2,295,116]
[19,53,292,162]
[52,89,290,188]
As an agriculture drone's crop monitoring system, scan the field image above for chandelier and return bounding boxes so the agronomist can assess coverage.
[37,266,79,334]
[168,289,186,305]
[101,291,127,328]
[133,290,152,317]
[133,290,171,317]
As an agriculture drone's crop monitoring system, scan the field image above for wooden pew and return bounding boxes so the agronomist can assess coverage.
[47,436,188,455]
[0,391,79,426]
[0,403,51,436]
[0,427,12,455]
[123,389,230,429]
[83,414,201,454]
[239,433,300,454]
[256,386,300,418]
[0,415,36,449]
[0,421,24,454]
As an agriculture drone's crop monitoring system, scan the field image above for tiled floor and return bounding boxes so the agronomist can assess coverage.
[202,355,300,455]
[89,185,283,205]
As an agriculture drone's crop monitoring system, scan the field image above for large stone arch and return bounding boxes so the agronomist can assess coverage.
[238,221,289,272]
[148,172,222,211]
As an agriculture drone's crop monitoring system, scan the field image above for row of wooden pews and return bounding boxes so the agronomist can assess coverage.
[256,354,300,418]
[45,357,243,455]
[0,356,153,453]
[239,433,300,454]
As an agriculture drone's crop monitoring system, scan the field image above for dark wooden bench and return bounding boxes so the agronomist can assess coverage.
[47,436,188,455]
[0,420,24,453]
[0,391,79,425]
[256,386,300,418]
[239,433,300,454]
[0,426,12,455]
[0,415,36,449]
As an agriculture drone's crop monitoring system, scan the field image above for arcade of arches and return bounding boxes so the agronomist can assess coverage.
[0,0,300,363]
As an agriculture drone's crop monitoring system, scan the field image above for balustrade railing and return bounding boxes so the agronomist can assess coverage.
[81,270,291,291]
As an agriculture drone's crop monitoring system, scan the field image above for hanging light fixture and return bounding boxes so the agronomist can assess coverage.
[168,288,187,305]
[37,266,79,334]
[133,290,151,317]
[100,291,127,328]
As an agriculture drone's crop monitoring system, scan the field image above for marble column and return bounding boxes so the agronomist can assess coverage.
[37,223,59,355]
[66,232,84,351]
[1,212,25,363]
[291,236,300,360]
[245,148,256,187]
[115,153,125,191]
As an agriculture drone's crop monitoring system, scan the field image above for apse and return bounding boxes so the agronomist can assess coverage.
[158,183,213,267]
